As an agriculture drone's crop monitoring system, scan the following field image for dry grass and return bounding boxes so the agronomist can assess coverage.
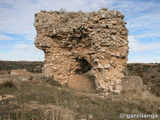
[122,88,160,114]
[0,80,17,90]
[0,62,160,120]
[127,63,160,97]
[0,78,159,120]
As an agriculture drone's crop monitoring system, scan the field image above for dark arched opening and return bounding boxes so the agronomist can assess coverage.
[75,57,92,74]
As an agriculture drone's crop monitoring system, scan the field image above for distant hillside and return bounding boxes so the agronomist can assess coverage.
[0,61,44,73]
[0,61,160,96]
[127,63,160,97]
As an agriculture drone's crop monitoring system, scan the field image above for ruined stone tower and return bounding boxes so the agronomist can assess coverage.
[34,8,128,94]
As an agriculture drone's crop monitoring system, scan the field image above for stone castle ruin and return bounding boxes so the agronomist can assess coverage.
[34,8,128,94]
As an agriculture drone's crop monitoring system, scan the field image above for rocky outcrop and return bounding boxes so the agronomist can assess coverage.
[34,8,128,94]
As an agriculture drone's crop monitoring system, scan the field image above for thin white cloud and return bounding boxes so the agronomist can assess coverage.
[110,1,160,34]
[0,34,12,40]
[23,35,35,41]
[135,33,160,39]
[13,43,43,55]
[0,0,159,37]
[127,12,160,29]
[128,56,160,63]
[0,0,160,62]
[0,43,44,61]
[129,35,160,52]
[0,0,115,35]
[111,1,159,14]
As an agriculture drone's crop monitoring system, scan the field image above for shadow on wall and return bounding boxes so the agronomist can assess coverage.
[75,57,92,74]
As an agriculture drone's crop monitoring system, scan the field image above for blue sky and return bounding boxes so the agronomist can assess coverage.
[0,0,160,63]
